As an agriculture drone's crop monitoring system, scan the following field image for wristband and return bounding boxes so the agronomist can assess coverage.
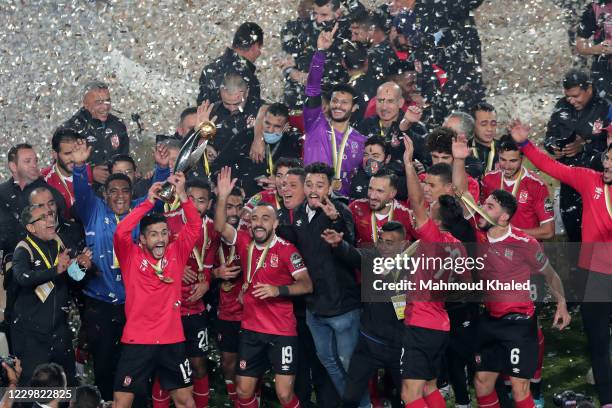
[277,285,290,297]
[517,139,530,148]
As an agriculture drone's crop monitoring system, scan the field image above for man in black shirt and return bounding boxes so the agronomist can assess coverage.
[60,81,129,185]
[468,102,500,176]
[342,44,380,126]
[366,12,399,82]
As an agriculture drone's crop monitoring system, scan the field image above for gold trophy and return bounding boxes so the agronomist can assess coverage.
[158,121,217,203]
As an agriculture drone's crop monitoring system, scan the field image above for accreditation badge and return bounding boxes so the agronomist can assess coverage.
[391,293,406,320]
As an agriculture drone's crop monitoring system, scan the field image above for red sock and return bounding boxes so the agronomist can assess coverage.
[533,327,545,381]
[405,398,429,408]
[515,394,536,408]
[152,377,170,408]
[225,380,238,402]
[193,375,210,408]
[424,389,445,408]
[477,390,501,408]
[281,394,301,408]
[237,396,258,408]
[369,377,382,408]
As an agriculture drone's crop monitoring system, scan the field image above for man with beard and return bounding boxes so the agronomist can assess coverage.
[358,82,429,164]
[112,174,202,408]
[72,139,169,401]
[303,25,366,197]
[212,187,245,405]
[214,166,313,408]
[469,102,500,175]
[349,169,416,246]
[60,81,129,185]
[197,22,264,106]
[173,107,198,142]
[10,192,92,384]
[510,120,612,407]
[153,180,219,408]
[42,128,93,218]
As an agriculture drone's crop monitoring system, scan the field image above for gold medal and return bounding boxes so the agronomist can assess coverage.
[332,178,342,191]
[242,239,273,293]
[222,281,235,292]
[329,120,351,191]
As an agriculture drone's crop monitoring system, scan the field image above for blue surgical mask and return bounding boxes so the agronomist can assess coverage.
[67,260,86,281]
[264,131,283,144]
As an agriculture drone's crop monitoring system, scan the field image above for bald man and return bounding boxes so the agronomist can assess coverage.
[357,82,430,166]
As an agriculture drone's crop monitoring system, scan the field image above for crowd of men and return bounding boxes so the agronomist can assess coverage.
[0,0,611,408]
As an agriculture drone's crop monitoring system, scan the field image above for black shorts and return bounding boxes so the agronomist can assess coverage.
[182,312,209,358]
[217,319,241,353]
[474,313,538,379]
[400,326,449,380]
[114,343,192,395]
[237,329,298,378]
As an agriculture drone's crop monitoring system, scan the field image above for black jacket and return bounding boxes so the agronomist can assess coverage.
[61,108,129,166]
[197,48,261,106]
[368,40,399,82]
[349,165,408,202]
[332,242,405,347]
[276,199,361,317]
[349,73,381,126]
[0,178,67,254]
[468,139,498,178]
[544,94,610,168]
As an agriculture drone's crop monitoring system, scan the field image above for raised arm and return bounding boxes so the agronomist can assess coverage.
[304,24,338,110]
[171,173,203,260]
[214,166,239,244]
[72,138,102,224]
[403,136,428,228]
[451,133,471,195]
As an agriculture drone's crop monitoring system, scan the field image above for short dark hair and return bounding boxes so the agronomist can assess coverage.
[186,179,212,195]
[314,0,340,10]
[275,157,303,172]
[372,168,399,190]
[29,363,66,402]
[490,189,518,219]
[267,103,290,120]
[232,22,264,50]
[139,213,168,234]
[229,187,245,199]
[563,68,591,90]
[365,136,389,156]
[20,204,37,227]
[108,154,137,172]
[286,167,306,183]
[330,83,357,102]
[369,12,386,33]
[74,385,102,408]
[180,107,197,122]
[472,101,495,117]
[305,162,335,183]
[342,43,369,71]
[51,128,82,153]
[426,163,453,185]
[438,195,465,231]
[7,143,33,164]
[350,10,370,28]
[426,127,457,155]
[104,173,132,191]
[498,134,521,154]
[381,220,406,238]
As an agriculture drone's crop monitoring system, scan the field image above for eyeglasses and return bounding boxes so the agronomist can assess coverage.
[29,212,54,224]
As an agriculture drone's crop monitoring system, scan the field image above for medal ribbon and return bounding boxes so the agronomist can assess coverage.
[192,222,209,272]
[218,245,236,265]
[164,196,181,213]
[149,257,173,283]
[26,236,60,269]
[244,239,273,290]
[328,121,352,180]
[267,144,274,177]
[472,142,496,173]
[458,191,500,227]
[371,203,394,242]
[54,164,74,205]
[501,167,524,197]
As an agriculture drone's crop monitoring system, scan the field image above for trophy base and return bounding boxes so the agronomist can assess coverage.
[158,182,176,204]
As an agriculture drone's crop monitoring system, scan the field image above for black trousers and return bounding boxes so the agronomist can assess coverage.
[11,323,75,386]
[343,333,402,408]
[294,316,341,408]
[581,299,612,404]
[83,296,126,401]
[559,183,583,243]
[446,304,479,405]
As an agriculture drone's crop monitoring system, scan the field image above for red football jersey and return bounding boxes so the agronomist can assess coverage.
[482,167,554,231]
[476,226,548,318]
[114,199,202,344]
[216,241,244,322]
[166,210,220,316]
[232,231,307,336]
[245,189,282,212]
[42,164,92,218]
[349,199,416,246]
[404,218,466,332]
[522,142,612,274]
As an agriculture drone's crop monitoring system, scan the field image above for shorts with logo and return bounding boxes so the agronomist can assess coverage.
[474,312,538,379]
[400,325,449,380]
[182,312,209,358]
[217,319,241,353]
[237,329,298,377]
[114,343,192,394]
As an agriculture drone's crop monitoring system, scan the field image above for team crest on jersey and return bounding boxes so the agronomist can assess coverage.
[518,191,528,204]
[559,111,569,121]
[504,248,514,260]
[239,360,247,370]
[594,187,603,200]
[290,253,304,269]
[161,258,168,268]
[123,376,132,387]
[535,250,545,264]
[111,134,120,149]
[270,254,279,268]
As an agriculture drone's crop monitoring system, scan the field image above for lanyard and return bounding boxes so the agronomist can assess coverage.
[605,184,612,219]
[192,222,209,272]
[328,121,352,180]
[241,239,273,292]
[149,257,173,283]
[218,245,236,265]
[459,191,500,227]
[473,142,496,173]
[349,72,365,85]
[371,203,394,242]
[501,167,524,197]
[54,164,73,205]
[26,236,60,269]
